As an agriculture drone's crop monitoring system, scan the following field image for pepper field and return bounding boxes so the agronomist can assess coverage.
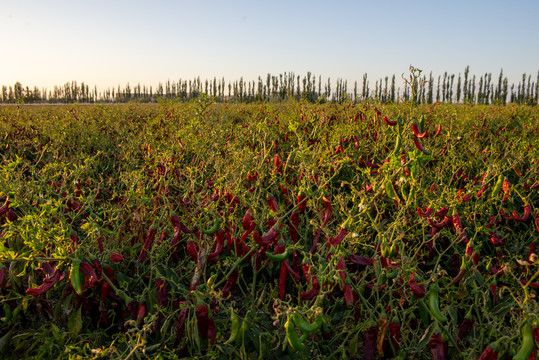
[0,97,538,359]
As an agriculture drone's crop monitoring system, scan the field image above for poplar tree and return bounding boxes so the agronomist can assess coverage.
[391,75,396,103]
[455,74,461,103]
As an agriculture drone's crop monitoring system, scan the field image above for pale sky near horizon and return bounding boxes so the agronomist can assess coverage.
[1,0,538,93]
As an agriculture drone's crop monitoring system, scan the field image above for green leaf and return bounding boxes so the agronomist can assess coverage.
[68,306,82,335]
[0,330,12,355]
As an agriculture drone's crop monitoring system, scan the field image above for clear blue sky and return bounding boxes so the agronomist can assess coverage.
[1,0,538,92]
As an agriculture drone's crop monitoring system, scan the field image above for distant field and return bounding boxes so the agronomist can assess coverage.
[0,100,538,359]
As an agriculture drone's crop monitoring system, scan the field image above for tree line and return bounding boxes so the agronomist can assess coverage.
[2,67,538,105]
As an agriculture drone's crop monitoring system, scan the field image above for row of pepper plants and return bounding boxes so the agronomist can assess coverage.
[0,91,538,359]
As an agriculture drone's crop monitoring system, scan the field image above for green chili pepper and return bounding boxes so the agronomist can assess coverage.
[419,114,426,133]
[70,259,82,296]
[285,314,306,352]
[390,135,402,158]
[292,313,323,334]
[491,174,504,198]
[235,311,249,347]
[417,299,430,327]
[378,272,387,286]
[428,283,447,322]
[224,308,240,345]
[2,304,12,323]
[513,319,534,360]
[385,178,399,201]
[348,331,359,357]
[266,247,292,263]
[387,268,398,280]
[201,218,221,235]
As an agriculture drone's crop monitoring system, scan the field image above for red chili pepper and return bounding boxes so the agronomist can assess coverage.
[110,252,123,263]
[97,236,104,253]
[490,283,498,306]
[302,263,313,283]
[254,226,280,246]
[499,208,514,221]
[101,267,114,301]
[246,170,258,182]
[456,189,471,202]
[176,302,189,340]
[489,232,505,247]
[428,216,451,229]
[156,278,168,308]
[389,320,401,353]
[408,272,426,298]
[273,153,281,169]
[279,261,288,298]
[383,115,397,126]
[364,159,380,169]
[476,185,488,198]
[196,305,209,339]
[434,142,447,157]
[486,215,497,228]
[267,218,277,228]
[70,233,79,250]
[321,196,332,227]
[283,259,301,281]
[235,235,250,257]
[79,261,98,291]
[289,211,300,243]
[186,241,199,262]
[137,302,147,323]
[336,257,354,306]
[400,153,407,167]
[503,178,510,192]
[513,205,531,222]
[465,241,475,261]
[171,214,196,234]
[0,265,6,289]
[363,322,378,360]
[449,266,466,286]
[310,227,323,254]
[343,283,354,306]
[452,214,469,243]
[434,207,449,218]
[300,264,320,300]
[169,215,182,247]
[177,138,185,149]
[207,318,216,348]
[429,330,446,360]
[349,255,375,266]
[267,196,279,213]
[417,206,433,218]
[330,227,348,246]
[456,308,474,345]
[241,223,255,241]
[412,123,428,138]
[138,228,157,263]
[453,168,464,181]
[208,229,225,263]
[413,136,430,154]
[0,198,10,217]
[434,124,442,136]
[477,344,499,360]
[222,269,239,298]
[297,192,307,212]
